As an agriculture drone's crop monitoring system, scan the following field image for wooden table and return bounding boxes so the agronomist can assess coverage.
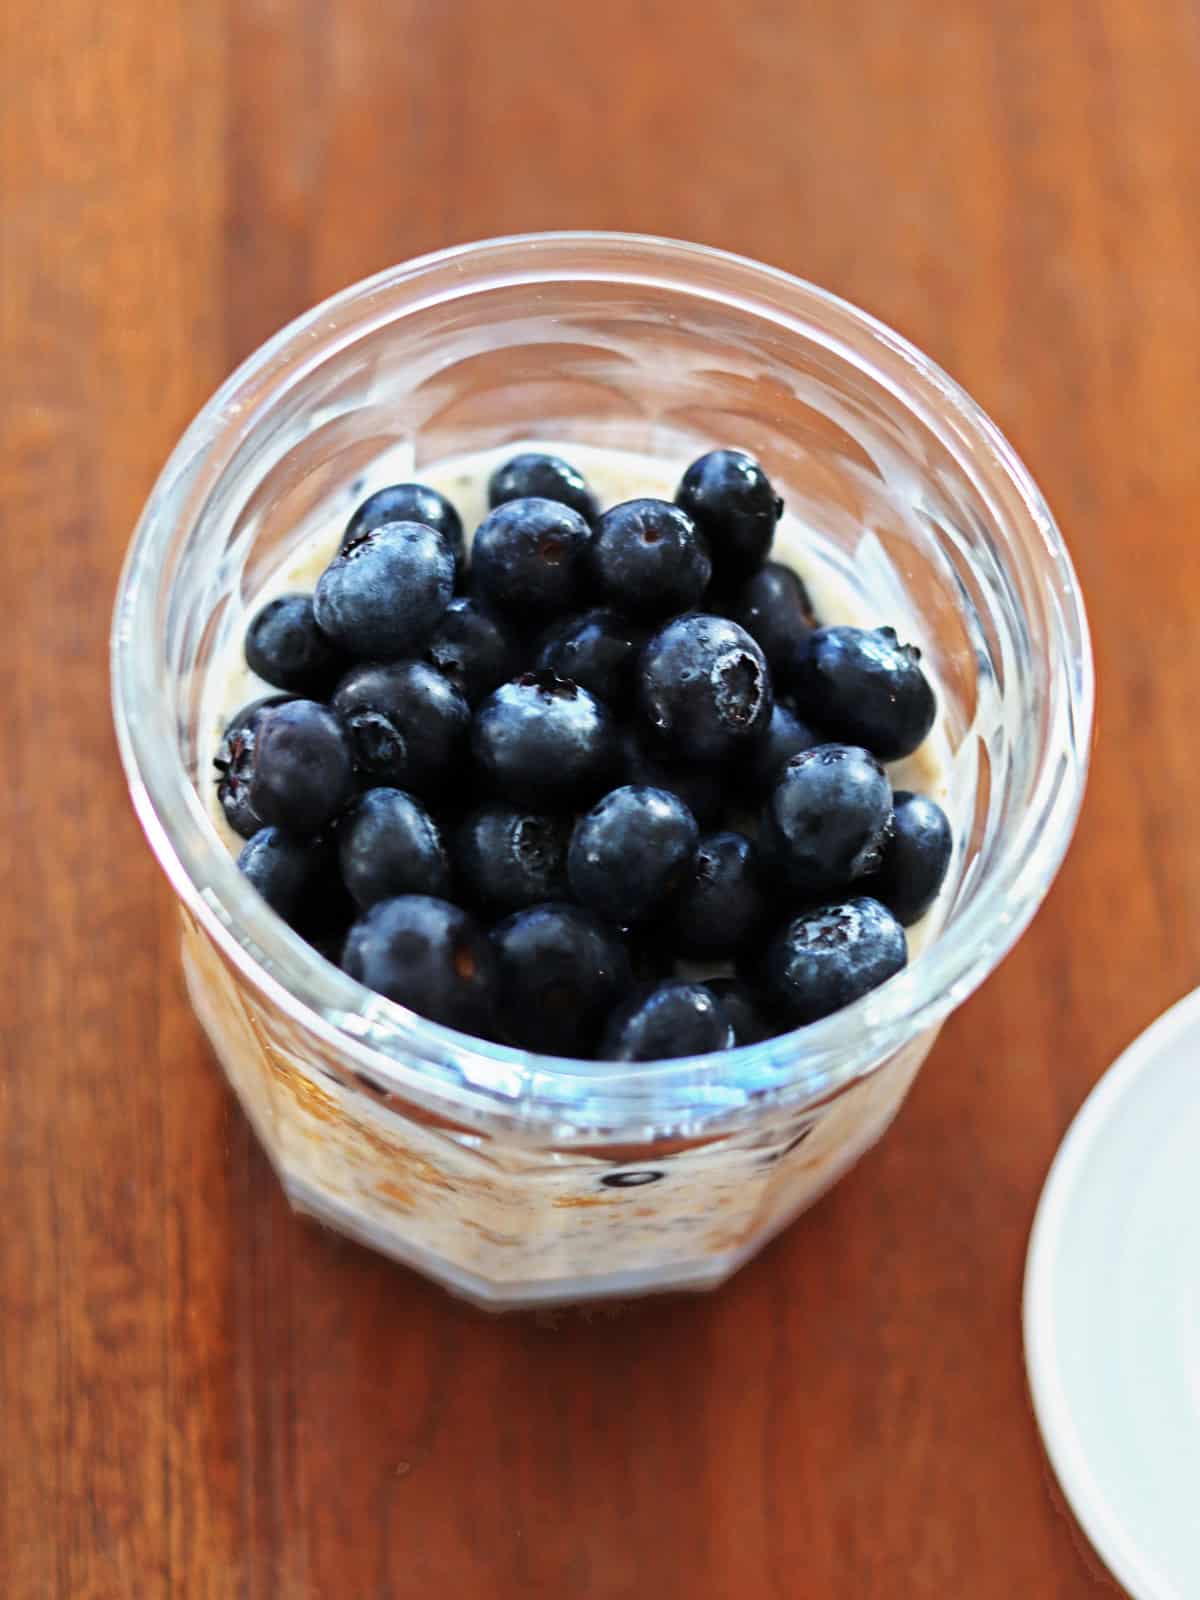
[5,1,1190,1593]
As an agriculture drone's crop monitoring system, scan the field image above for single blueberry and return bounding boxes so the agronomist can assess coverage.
[792,625,936,760]
[454,805,572,913]
[638,613,773,765]
[601,981,736,1061]
[331,659,469,798]
[673,830,768,955]
[491,903,632,1057]
[342,482,465,578]
[588,499,712,620]
[675,448,782,578]
[567,786,699,927]
[248,699,356,835]
[746,700,822,798]
[213,694,294,838]
[487,451,599,525]
[341,894,497,1035]
[424,596,523,707]
[760,744,893,899]
[866,790,953,926]
[470,497,592,622]
[313,521,454,660]
[472,672,618,808]
[723,561,816,679]
[535,607,647,713]
[337,788,451,911]
[620,728,728,830]
[707,977,778,1045]
[764,897,907,1024]
[237,826,334,928]
[243,593,346,698]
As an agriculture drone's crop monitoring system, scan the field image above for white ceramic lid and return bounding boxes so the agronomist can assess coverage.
[1024,986,1200,1599]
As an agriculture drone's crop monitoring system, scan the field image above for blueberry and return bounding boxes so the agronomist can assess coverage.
[487,451,599,525]
[746,700,821,798]
[213,694,294,838]
[237,826,334,927]
[337,788,451,911]
[491,903,632,1056]
[536,608,647,713]
[472,672,618,807]
[454,805,571,913]
[673,830,767,955]
[243,593,346,698]
[588,499,712,620]
[343,483,465,578]
[620,729,727,830]
[470,498,592,622]
[707,977,777,1045]
[331,660,469,798]
[314,521,454,660]
[760,744,893,899]
[248,699,356,835]
[867,790,952,926]
[424,597,522,707]
[638,613,773,765]
[764,897,907,1024]
[341,895,497,1035]
[675,449,782,578]
[723,562,816,679]
[601,981,735,1061]
[792,625,936,760]
[568,786,698,927]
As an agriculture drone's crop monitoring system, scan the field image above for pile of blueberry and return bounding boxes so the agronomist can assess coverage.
[215,448,952,1061]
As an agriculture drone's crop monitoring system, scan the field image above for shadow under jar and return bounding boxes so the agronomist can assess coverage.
[111,232,1092,1309]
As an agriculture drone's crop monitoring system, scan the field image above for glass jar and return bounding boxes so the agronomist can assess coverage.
[111,233,1093,1309]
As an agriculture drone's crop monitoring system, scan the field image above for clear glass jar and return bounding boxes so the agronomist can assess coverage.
[111,233,1093,1309]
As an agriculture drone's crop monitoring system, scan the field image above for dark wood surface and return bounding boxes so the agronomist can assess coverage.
[6,0,1194,1593]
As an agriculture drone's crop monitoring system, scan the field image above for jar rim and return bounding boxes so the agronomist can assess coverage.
[111,231,1093,1134]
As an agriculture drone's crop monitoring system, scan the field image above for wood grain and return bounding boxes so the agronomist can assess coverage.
[4,0,1192,1592]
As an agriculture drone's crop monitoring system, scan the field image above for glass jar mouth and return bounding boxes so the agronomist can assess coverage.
[111,230,1093,1133]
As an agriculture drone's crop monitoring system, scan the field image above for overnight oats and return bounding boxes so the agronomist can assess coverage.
[112,234,1092,1308]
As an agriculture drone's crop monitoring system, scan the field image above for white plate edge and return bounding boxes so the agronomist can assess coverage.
[1023,984,1200,1600]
